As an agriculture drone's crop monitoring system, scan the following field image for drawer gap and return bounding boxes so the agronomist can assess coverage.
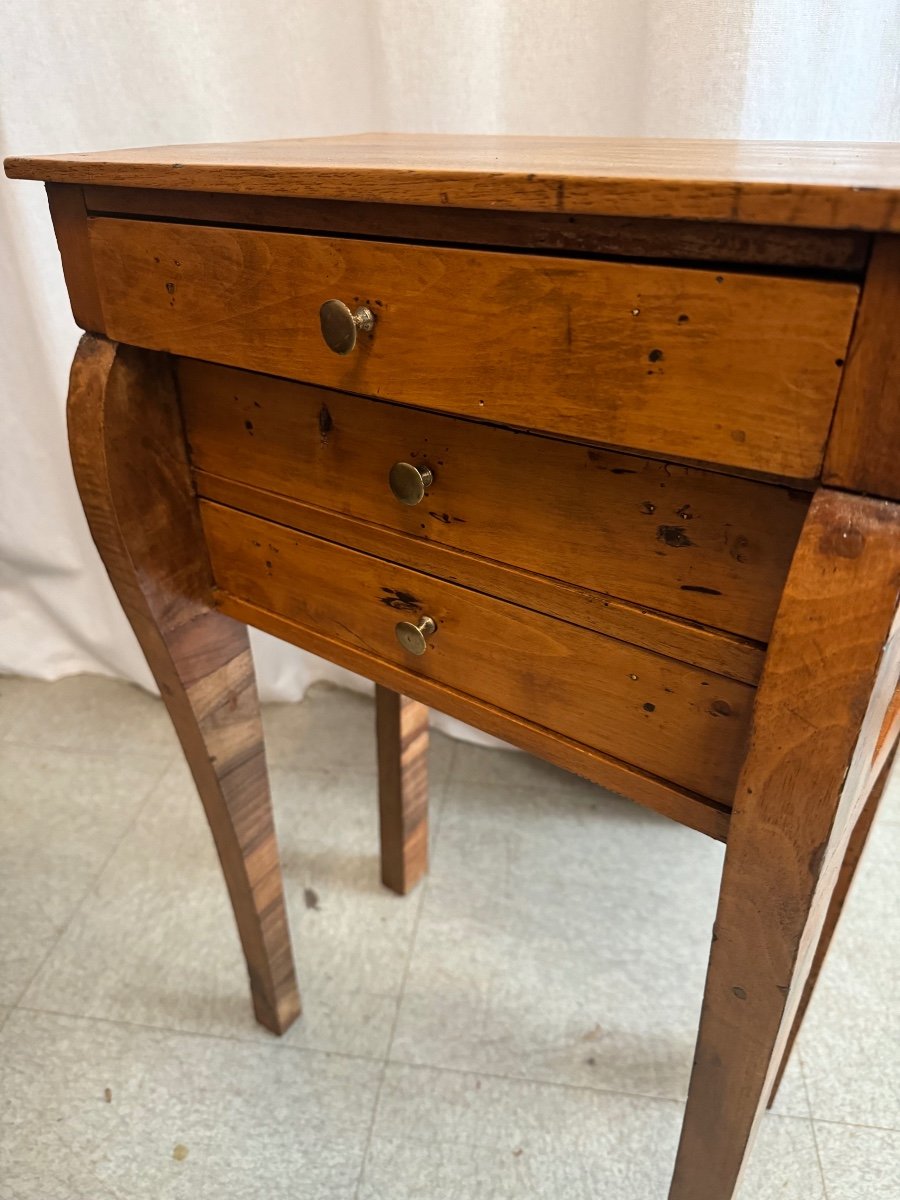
[195,469,767,686]
[215,587,734,843]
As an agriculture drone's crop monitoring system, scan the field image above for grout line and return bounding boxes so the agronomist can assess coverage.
[13,997,768,1119]
[6,751,176,1010]
[349,754,451,1200]
[10,1003,384,1067]
[379,1054,689,1109]
[351,1054,389,1195]
[798,1047,831,1197]
[810,1113,900,1136]
[0,735,180,765]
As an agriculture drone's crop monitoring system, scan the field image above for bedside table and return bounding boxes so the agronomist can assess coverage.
[7,134,900,1200]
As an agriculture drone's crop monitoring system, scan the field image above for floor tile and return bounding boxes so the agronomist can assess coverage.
[360,1063,820,1200]
[361,1062,682,1199]
[448,737,603,796]
[0,674,179,757]
[21,756,426,1060]
[815,1121,900,1199]
[769,1053,811,1119]
[390,777,746,1106]
[0,742,167,1006]
[740,1115,826,1200]
[797,823,900,1128]
[262,681,456,784]
[0,1008,379,1200]
[4,675,896,1198]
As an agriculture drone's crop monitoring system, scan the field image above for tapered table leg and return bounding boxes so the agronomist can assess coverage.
[375,686,429,894]
[669,489,900,1200]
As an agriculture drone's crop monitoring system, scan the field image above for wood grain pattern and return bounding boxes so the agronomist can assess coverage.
[218,590,730,841]
[375,687,429,895]
[767,746,895,1109]
[195,471,766,687]
[670,489,900,1200]
[46,184,105,333]
[89,218,857,479]
[824,235,900,501]
[180,359,808,642]
[81,185,870,271]
[66,334,300,1035]
[9,133,900,231]
[201,501,755,805]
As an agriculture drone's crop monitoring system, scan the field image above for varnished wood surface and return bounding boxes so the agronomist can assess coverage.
[9,134,900,231]
[218,591,730,842]
[671,489,900,1200]
[66,334,300,1035]
[201,501,755,805]
[46,184,104,333]
[825,235,900,501]
[91,218,857,479]
[195,471,766,687]
[375,687,429,895]
[180,361,808,643]
[81,185,871,271]
[26,133,900,1200]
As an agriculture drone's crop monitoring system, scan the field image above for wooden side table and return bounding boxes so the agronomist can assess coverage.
[7,135,900,1199]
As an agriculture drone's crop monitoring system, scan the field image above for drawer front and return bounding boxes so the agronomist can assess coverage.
[90,217,857,479]
[201,502,754,804]
[180,360,808,643]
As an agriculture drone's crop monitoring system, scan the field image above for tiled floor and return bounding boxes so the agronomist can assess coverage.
[0,673,897,1199]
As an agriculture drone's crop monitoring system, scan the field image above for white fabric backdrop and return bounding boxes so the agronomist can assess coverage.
[2,2,900,728]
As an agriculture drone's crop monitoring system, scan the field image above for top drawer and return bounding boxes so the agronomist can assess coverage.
[88,217,858,479]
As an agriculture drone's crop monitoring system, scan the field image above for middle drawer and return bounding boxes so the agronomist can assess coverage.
[180,359,808,643]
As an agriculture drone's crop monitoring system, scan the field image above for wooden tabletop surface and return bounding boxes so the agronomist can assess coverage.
[7,133,900,230]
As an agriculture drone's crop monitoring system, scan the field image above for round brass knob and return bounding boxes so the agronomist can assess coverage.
[395,615,436,656]
[319,299,376,355]
[389,461,434,505]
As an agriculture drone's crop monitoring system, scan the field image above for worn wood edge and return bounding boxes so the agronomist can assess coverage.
[824,235,900,500]
[865,686,900,795]
[8,153,900,232]
[46,184,106,333]
[194,471,766,687]
[768,743,895,1107]
[80,185,870,271]
[214,590,731,841]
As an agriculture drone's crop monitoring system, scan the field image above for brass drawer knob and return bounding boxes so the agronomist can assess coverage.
[395,614,436,656]
[319,299,375,355]
[389,461,434,505]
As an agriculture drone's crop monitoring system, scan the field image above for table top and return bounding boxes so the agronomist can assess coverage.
[7,133,900,231]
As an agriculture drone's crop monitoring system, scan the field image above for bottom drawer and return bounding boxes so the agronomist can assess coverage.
[202,502,753,804]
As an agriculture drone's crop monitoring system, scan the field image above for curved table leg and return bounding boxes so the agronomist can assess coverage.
[669,488,900,1200]
[67,334,300,1035]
